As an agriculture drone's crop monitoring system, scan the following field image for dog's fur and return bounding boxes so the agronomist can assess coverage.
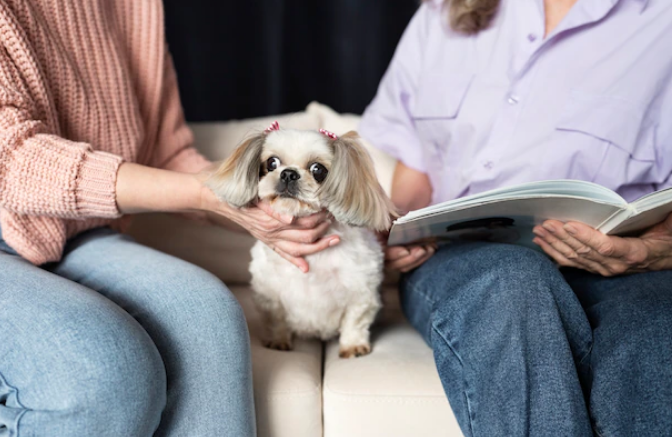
[207,128,396,358]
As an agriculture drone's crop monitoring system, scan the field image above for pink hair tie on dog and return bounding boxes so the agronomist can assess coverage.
[319,129,338,140]
[264,120,280,133]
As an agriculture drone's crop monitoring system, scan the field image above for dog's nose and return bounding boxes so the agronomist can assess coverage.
[280,169,300,182]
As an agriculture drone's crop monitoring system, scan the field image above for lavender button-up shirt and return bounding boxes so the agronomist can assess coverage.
[360,0,672,205]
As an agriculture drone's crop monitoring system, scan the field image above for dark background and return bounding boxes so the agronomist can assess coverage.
[163,1,419,122]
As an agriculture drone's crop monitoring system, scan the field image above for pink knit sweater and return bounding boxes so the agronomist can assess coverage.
[0,0,210,264]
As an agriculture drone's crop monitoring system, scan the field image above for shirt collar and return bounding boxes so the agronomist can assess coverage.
[574,0,649,16]
[600,0,649,14]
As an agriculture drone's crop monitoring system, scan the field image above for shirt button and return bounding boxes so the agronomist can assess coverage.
[527,33,537,42]
[483,161,494,170]
[507,95,520,105]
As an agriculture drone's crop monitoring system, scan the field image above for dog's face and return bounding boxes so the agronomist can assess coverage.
[206,128,396,231]
[258,130,332,217]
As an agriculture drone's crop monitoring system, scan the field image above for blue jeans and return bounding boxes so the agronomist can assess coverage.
[401,242,672,437]
[0,227,256,437]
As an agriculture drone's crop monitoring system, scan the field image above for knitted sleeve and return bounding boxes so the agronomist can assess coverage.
[0,48,123,219]
[149,50,211,174]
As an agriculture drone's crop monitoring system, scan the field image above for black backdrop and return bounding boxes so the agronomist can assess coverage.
[163,1,419,122]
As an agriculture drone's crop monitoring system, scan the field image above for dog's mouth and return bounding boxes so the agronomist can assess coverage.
[269,192,302,202]
[276,184,301,199]
[266,194,320,215]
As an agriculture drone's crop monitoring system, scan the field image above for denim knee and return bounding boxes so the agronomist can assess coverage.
[196,279,250,349]
[404,243,589,354]
[6,305,168,437]
[402,244,558,330]
[63,312,167,434]
[167,265,248,336]
[434,244,565,315]
[147,265,252,362]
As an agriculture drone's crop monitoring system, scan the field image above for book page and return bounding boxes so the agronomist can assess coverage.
[630,187,672,212]
[389,197,623,247]
[603,202,672,235]
[399,180,625,223]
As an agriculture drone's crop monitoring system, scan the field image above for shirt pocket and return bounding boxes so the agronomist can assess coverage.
[410,72,474,163]
[553,91,656,189]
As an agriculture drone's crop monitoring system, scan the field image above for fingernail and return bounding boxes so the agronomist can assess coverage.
[300,265,308,273]
[542,223,556,233]
[564,224,577,235]
[416,248,426,257]
[399,248,410,256]
[329,238,340,247]
[282,215,294,224]
[533,227,547,237]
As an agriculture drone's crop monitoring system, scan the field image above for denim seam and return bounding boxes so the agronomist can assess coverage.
[577,341,593,366]
[431,323,475,437]
[593,424,606,437]
[0,371,28,437]
[403,280,437,308]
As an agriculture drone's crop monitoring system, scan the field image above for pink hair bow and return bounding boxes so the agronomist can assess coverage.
[319,129,338,140]
[264,121,338,140]
[264,120,280,133]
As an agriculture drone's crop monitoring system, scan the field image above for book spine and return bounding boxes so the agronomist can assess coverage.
[597,206,633,234]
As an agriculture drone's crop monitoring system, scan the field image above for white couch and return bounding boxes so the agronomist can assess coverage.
[127,103,463,437]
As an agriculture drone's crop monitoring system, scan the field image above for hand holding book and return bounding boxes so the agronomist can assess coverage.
[386,179,672,275]
[531,214,672,276]
[377,230,437,273]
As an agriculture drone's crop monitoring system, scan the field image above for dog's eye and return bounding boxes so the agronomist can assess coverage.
[309,163,328,183]
[266,157,280,172]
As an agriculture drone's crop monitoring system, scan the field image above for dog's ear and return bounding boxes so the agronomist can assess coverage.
[318,131,398,231]
[206,133,265,208]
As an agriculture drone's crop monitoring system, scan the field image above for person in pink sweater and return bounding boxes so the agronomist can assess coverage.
[0,1,337,436]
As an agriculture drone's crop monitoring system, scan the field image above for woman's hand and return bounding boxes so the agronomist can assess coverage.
[385,244,437,272]
[378,232,437,273]
[532,213,672,276]
[115,163,338,273]
[200,185,339,273]
[381,161,436,272]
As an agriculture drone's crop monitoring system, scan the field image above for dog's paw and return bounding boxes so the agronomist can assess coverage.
[264,339,293,351]
[339,343,371,359]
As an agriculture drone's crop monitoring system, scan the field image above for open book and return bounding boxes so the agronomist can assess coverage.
[388,180,672,249]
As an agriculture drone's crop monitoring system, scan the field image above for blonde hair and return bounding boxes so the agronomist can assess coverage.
[429,0,501,35]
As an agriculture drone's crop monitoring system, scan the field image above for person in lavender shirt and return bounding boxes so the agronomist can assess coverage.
[360,0,672,435]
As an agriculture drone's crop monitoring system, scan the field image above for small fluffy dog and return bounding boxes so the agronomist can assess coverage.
[207,122,395,358]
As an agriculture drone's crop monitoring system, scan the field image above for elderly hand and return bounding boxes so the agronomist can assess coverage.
[532,212,672,276]
[378,232,437,273]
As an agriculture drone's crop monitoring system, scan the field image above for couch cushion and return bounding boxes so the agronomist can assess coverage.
[231,285,323,437]
[322,287,463,437]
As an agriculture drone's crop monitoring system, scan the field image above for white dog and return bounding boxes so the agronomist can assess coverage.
[207,122,395,358]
